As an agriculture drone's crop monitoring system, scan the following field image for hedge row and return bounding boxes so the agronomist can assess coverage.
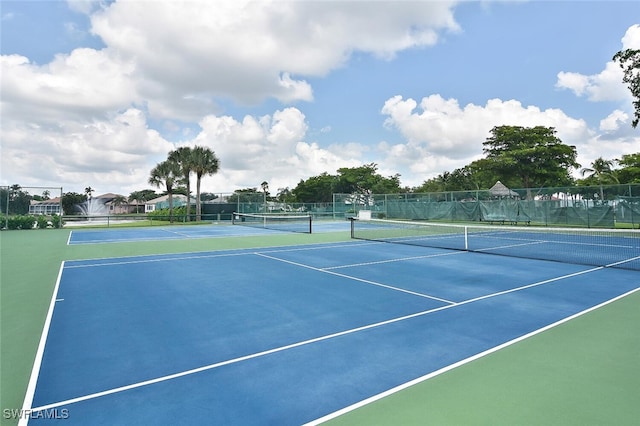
[0,214,62,230]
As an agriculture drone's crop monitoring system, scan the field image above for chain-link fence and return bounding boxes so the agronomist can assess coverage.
[334,183,640,228]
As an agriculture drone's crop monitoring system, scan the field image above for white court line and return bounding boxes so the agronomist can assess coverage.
[305,285,640,426]
[62,241,366,268]
[324,250,465,270]
[255,252,456,304]
[25,263,614,415]
[19,262,65,426]
[159,228,196,238]
[64,250,251,269]
[66,244,364,269]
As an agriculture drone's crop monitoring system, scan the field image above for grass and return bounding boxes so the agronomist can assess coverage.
[1,226,638,425]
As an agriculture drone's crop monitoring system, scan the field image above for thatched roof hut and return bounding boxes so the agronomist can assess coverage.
[489,181,519,199]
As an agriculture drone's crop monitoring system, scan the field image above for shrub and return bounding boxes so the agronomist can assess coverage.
[51,215,63,228]
[7,215,36,230]
[147,206,188,221]
[36,215,49,229]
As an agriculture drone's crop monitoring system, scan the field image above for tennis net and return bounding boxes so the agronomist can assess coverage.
[350,218,640,271]
[232,212,312,234]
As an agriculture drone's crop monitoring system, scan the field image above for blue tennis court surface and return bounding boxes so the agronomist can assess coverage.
[68,221,351,244]
[23,240,640,425]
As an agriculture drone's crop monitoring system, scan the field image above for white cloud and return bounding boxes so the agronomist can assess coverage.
[1,0,461,193]
[188,107,361,192]
[85,0,459,119]
[0,50,137,123]
[380,95,597,187]
[1,108,173,194]
[599,110,629,132]
[556,63,628,102]
[621,24,640,49]
[555,24,640,103]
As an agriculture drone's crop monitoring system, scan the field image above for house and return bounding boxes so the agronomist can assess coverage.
[98,193,141,214]
[144,194,197,213]
[29,197,62,215]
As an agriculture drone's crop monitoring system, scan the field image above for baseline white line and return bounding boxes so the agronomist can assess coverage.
[64,251,251,269]
[19,262,66,426]
[28,263,612,414]
[305,285,640,426]
[62,241,365,268]
[255,252,456,304]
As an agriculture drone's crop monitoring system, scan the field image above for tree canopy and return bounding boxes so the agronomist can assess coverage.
[481,126,579,198]
[148,159,184,222]
[616,152,640,183]
[292,164,403,203]
[613,48,640,128]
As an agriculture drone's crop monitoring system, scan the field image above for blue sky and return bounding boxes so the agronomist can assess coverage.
[1,1,639,196]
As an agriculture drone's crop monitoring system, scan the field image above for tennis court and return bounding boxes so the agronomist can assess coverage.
[67,216,350,245]
[18,219,640,425]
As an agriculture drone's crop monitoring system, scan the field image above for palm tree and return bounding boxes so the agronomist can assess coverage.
[192,146,220,221]
[580,157,618,201]
[84,186,94,200]
[148,160,183,223]
[112,195,127,214]
[261,181,269,211]
[169,147,195,221]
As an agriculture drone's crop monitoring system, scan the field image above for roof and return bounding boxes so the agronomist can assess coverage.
[489,181,519,197]
[145,194,196,204]
[30,197,62,205]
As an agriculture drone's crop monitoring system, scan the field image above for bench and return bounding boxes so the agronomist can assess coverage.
[484,215,530,225]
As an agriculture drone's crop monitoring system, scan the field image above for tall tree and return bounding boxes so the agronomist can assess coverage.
[84,186,94,200]
[192,146,220,221]
[617,152,640,183]
[111,195,127,214]
[148,160,183,223]
[128,190,158,213]
[276,187,294,203]
[6,185,31,215]
[580,157,618,200]
[613,48,640,128]
[292,173,337,203]
[335,164,402,194]
[61,192,86,215]
[169,147,195,221]
[482,126,579,199]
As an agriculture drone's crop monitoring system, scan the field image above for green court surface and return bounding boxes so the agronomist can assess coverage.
[1,227,639,425]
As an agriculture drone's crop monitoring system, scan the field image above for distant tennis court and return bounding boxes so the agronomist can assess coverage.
[21,218,639,425]
[68,217,350,244]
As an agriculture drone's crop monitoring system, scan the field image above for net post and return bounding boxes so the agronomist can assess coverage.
[350,217,356,239]
[464,226,468,250]
[308,214,312,234]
